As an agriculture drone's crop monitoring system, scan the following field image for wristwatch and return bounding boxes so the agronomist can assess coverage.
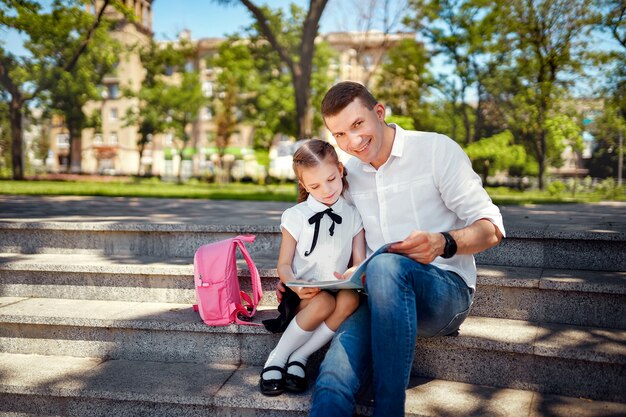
[440,232,457,258]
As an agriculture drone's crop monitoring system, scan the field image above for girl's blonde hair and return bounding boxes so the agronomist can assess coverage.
[292,139,348,203]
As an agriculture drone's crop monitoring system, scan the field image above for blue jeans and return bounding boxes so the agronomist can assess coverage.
[310,253,474,417]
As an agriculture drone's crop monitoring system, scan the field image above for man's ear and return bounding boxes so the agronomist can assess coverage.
[375,103,386,122]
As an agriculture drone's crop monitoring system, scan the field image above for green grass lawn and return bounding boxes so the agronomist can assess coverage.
[0,178,299,202]
[0,178,624,205]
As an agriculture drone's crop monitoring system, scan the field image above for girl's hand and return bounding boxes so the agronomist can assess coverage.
[293,286,321,299]
[333,265,358,280]
[334,265,366,286]
[276,281,287,302]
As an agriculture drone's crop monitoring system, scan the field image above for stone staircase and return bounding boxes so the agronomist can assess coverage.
[0,219,625,416]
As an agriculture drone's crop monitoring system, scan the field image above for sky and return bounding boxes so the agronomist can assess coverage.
[152,0,327,41]
[2,1,399,55]
[149,0,405,40]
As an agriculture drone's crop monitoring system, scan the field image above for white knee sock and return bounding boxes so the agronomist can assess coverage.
[286,321,335,378]
[262,318,313,380]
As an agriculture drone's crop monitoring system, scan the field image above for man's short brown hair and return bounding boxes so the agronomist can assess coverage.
[321,81,378,118]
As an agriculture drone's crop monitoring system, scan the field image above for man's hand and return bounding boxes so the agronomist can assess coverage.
[390,230,445,264]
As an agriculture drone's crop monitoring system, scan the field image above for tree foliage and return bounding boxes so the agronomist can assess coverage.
[210,4,334,148]
[406,0,504,143]
[213,0,328,139]
[485,0,594,189]
[0,0,117,178]
[464,130,528,181]
[374,38,431,131]
[127,40,205,180]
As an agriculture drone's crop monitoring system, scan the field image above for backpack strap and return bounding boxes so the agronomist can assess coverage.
[232,234,264,326]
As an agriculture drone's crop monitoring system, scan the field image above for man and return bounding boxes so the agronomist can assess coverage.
[280,81,505,416]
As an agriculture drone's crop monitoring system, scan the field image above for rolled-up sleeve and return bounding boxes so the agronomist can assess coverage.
[433,135,506,237]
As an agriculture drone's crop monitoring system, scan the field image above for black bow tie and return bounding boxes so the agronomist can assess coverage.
[305,208,342,256]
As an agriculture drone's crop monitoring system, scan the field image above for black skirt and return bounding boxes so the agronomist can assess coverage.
[262,285,301,333]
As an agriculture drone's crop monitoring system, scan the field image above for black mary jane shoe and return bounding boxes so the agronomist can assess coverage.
[284,361,308,393]
[259,366,285,396]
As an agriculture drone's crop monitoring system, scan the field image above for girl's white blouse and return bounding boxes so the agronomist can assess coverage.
[281,195,363,282]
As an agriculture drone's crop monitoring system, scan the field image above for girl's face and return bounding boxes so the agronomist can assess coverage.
[299,157,344,207]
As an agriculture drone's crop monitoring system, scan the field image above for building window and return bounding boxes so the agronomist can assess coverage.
[202,106,212,120]
[110,132,118,145]
[94,133,103,146]
[110,108,118,121]
[185,60,194,73]
[164,65,174,76]
[107,83,119,99]
[363,54,374,71]
[57,133,69,149]
[202,81,213,97]
[142,5,150,27]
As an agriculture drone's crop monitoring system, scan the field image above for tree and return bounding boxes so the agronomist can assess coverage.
[46,12,121,173]
[162,72,206,181]
[124,40,188,176]
[326,0,411,87]
[464,130,527,183]
[407,0,503,144]
[593,0,625,184]
[488,0,594,189]
[214,0,328,138]
[0,0,114,179]
[125,39,205,181]
[587,103,626,179]
[208,6,334,150]
[374,38,431,131]
[208,37,257,156]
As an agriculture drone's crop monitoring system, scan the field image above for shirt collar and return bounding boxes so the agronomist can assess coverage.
[389,123,406,158]
[306,194,345,213]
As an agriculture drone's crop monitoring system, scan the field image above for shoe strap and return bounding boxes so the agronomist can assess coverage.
[261,365,284,377]
[285,361,306,373]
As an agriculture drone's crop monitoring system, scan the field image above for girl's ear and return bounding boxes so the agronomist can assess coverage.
[338,162,344,177]
[298,180,307,192]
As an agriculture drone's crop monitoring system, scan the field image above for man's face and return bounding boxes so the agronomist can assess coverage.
[324,98,387,168]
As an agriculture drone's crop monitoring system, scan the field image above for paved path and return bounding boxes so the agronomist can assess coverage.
[1,195,625,234]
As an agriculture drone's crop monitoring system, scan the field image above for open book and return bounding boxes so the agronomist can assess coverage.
[285,242,396,290]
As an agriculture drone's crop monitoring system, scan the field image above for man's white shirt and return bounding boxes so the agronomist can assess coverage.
[344,124,505,288]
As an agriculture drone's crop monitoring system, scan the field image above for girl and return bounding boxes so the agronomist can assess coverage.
[260,139,366,396]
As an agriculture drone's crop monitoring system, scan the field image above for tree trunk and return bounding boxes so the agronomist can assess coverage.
[68,126,82,173]
[536,130,546,190]
[239,0,327,140]
[9,97,24,180]
[294,72,313,138]
[138,142,146,176]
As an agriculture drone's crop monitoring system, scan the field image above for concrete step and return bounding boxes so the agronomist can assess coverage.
[1,352,624,417]
[1,221,625,271]
[2,253,624,329]
[1,297,624,402]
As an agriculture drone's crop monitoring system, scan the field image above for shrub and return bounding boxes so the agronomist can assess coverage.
[547,180,566,196]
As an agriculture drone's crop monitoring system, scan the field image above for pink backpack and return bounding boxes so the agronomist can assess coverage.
[193,235,263,326]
